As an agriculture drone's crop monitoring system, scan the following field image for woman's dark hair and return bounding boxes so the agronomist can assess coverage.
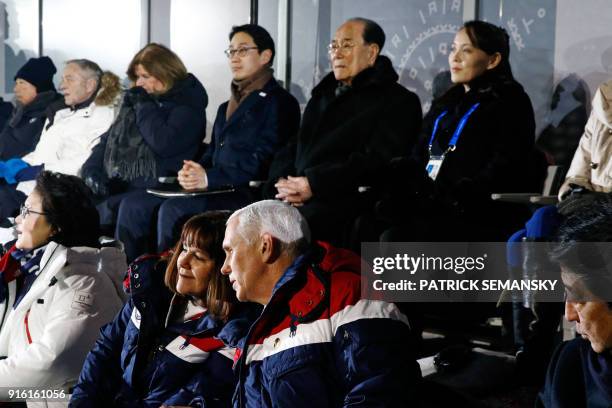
[462,20,513,80]
[229,24,275,66]
[432,20,515,108]
[34,171,100,248]
[551,192,612,305]
[165,211,235,321]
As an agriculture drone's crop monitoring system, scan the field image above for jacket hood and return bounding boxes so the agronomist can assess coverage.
[50,242,127,302]
[216,303,261,347]
[159,73,208,112]
[163,298,259,348]
[312,55,399,96]
[271,241,362,298]
[592,79,612,127]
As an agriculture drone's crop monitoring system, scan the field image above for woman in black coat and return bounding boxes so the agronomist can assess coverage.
[378,20,537,243]
[362,20,539,344]
[81,43,208,230]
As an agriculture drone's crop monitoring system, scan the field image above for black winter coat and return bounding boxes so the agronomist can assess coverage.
[0,91,63,160]
[400,74,537,240]
[264,56,421,237]
[0,99,13,133]
[83,73,208,191]
[417,74,535,204]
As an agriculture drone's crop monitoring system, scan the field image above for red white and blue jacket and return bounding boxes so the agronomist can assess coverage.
[232,242,422,407]
[70,255,257,408]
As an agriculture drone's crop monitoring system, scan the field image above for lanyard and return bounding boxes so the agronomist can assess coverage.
[428,102,480,154]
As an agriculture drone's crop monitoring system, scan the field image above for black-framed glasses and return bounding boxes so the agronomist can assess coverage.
[19,204,47,219]
[224,46,258,58]
[327,41,358,56]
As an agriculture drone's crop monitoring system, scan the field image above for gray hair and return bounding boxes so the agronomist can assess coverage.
[65,58,103,85]
[228,200,311,258]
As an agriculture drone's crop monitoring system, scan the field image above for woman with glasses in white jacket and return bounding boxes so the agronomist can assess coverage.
[0,171,126,400]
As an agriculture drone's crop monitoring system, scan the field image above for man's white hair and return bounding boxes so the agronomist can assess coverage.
[229,200,311,257]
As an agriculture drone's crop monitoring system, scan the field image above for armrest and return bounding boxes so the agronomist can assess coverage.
[529,195,558,205]
[491,193,541,203]
[158,177,177,184]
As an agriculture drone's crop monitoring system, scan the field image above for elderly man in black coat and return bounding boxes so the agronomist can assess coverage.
[265,17,422,244]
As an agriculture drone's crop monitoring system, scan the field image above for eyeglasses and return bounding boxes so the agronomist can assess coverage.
[19,204,47,219]
[224,46,259,58]
[327,41,358,56]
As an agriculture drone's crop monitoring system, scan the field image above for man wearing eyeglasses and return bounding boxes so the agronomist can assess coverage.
[115,24,301,262]
[265,17,422,246]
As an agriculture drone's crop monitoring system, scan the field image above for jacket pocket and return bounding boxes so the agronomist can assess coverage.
[261,347,336,407]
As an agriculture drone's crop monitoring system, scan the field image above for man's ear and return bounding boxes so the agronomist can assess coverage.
[50,225,61,239]
[486,52,502,70]
[259,49,273,67]
[260,232,279,264]
[85,78,97,95]
[368,43,380,66]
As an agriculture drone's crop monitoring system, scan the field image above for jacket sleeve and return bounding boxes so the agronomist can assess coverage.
[69,301,133,407]
[80,130,108,178]
[0,273,122,396]
[563,112,597,189]
[205,92,301,189]
[161,348,236,408]
[304,90,422,199]
[331,297,422,407]
[263,141,298,199]
[134,99,206,159]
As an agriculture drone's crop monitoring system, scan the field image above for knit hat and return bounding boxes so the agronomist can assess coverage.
[15,56,57,93]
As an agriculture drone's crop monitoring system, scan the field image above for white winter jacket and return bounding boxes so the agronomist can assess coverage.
[16,102,115,196]
[560,79,612,198]
[0,242,126,395]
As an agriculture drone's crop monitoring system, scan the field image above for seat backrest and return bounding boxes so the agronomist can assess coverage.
[541,165,565,196]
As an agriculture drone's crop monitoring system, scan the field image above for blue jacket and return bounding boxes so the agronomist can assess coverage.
[233,242,422,407]
[70,255,255,408]
[201,78,300,189]
[0,91,62,160]
[83,73,208,189]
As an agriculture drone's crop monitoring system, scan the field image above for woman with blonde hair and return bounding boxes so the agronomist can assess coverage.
[82,43,208,233]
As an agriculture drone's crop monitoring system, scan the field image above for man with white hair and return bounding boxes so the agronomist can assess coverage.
[0,59,120,220]
[221,200,421,406]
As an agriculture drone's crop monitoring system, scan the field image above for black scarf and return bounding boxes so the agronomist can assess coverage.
[103,98,156,181]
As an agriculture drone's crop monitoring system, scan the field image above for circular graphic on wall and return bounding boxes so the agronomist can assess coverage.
[383,0,464,113]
